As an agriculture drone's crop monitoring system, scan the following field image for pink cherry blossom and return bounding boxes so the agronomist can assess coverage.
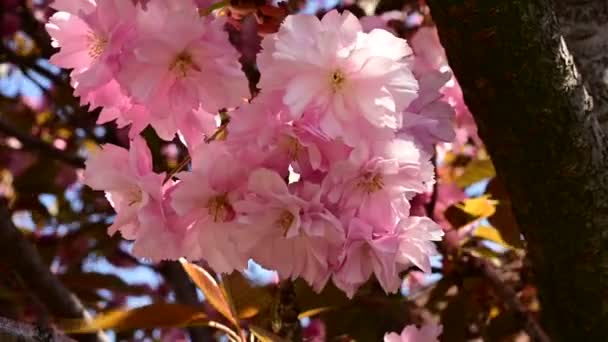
[384,323,443,342]
[49,1,451,300]
[118,0,249,118]
[332,217,401,298]
[226,94,352,180]
[83,137,186,261]
[234,168,345,291]
[409,26,448,76]
[400,70,456,153]
[395,217,443,273]
[46,0,136,98]
[170,142,250,274]
[257,10,419,145]
[50,0,96,15]
[323,139,428,228]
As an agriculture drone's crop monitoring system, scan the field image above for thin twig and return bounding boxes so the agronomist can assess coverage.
[0,43,68,87]
[0,199,107,342]
[163,156,191,184]
[0,117,85,168]
[0,316,75,342]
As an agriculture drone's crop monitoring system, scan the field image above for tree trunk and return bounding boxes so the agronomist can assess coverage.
[427,0,608,340]
[555,0,608,130]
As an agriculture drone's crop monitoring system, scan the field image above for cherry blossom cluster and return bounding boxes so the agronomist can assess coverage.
[47,0,454,297]
[384,323,442,342]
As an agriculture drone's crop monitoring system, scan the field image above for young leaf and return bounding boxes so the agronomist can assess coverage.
[221,272,274,319]
[455,159,496,188]
[474,225,515,249]
[457,195,497,218]
[179,258,238,326]
[58,303,207,333]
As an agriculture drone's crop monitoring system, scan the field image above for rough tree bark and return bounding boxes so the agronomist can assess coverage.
[555,0,608,130]
[427,0,608,340]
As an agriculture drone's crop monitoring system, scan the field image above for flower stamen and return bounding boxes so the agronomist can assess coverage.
[277,210,295,236]
[330,70,346,92]
[127,189,143,207]
[87,31,107,59]
[207,195,234,222]
[357,172,384,193]
[170,51,201,78]
[280,135,303,161]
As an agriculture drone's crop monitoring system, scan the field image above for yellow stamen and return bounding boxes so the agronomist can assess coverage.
[87,32,107,59]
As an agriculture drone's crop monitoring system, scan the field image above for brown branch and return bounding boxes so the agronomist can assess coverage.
[467,256,550,342]
[0,316,75,342]
[0,199,107,342]
[157,261,214,342]
[272,281,301,341]
[0,43,68,87]
[0,117,85,168]
[428,0,608,340]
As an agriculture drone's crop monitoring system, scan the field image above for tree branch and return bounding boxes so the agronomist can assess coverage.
[427,0,608,340]
[555,0,608,128]
[0,117,85,168]
[157,261,214,342]
[467,256,550,342]
[0,316,75,342]
[0,199,107,342]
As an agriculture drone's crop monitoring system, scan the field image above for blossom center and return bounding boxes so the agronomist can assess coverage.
[277,210,295,236]
[280,135,303,161]
[126,189,143,207]
[330,70,346,92]
[207,195,234,222]
[87,32,107,59]
[357,172,384,193]
[170,51,200,78]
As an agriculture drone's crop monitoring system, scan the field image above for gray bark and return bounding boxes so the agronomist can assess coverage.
[427,0,608,340]
[555,0,608,129]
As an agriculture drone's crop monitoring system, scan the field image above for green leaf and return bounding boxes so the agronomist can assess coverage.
[58,303,207,333]
[455,159,495,188]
